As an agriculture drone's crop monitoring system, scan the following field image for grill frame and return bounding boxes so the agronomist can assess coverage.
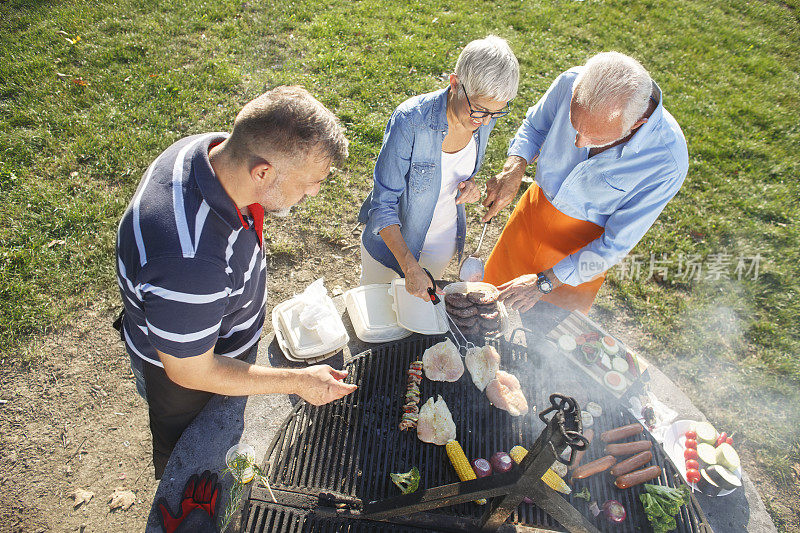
[244,333,711,533]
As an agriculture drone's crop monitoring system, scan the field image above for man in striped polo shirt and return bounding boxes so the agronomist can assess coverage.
[116,86,356,478]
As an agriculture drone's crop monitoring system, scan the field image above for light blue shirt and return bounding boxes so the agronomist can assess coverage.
[358,87,496,274]
[508,67,689,286]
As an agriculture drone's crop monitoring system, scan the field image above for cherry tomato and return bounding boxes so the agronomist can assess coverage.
[684,438,698,449]
[684,448,699,460]
[686,469,701,483]
[685,459,700,471]
[726,436,733,445]
[685,430,697,440]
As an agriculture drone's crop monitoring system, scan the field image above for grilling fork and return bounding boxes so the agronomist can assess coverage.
[423,269,475,353]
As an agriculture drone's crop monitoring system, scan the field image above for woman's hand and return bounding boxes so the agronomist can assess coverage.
[455,178,480,205]
[404,262,436,301]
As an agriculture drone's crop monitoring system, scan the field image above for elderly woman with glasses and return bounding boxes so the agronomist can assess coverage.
[358,35,519,300]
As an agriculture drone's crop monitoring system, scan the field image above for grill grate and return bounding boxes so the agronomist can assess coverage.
[244,335,709,532]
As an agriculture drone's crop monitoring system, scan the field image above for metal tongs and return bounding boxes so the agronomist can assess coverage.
[423,268,475,353]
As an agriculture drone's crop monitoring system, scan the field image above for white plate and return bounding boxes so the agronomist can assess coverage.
[441,282,509,338]
[663,419,742,497]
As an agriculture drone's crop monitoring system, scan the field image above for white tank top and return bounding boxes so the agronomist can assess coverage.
[420,137,477,261]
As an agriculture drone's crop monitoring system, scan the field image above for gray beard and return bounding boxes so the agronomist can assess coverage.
[269,207,292,217]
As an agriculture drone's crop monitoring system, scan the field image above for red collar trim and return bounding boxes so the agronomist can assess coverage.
[235,204,264,247]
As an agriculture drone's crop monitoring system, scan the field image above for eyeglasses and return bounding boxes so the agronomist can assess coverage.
[462,86,511,119]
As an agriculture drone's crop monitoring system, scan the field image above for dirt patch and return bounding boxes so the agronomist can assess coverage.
[0,305,156,533]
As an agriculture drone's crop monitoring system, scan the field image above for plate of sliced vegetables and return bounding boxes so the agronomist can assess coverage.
[663,420,742,497]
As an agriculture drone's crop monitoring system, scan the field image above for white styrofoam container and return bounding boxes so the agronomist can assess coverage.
[344,285,412,343]
[390,279,448,335]
[271,296,348,360]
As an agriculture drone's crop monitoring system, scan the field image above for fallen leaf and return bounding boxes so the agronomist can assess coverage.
[72,78,88,87]
[109,488,135,511]
[71,488,94,508]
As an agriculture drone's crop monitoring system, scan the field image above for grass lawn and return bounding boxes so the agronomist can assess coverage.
[1,0,799,529]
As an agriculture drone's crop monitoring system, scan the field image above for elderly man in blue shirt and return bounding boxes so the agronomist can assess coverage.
[481,51,688,318]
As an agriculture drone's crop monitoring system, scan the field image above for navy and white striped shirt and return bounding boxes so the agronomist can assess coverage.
[116,133,267,368]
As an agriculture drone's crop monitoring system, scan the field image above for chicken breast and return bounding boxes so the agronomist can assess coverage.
[485,371,529,416]
[417,395,457,446]
[422,339,464,382]
[465,345,500,391]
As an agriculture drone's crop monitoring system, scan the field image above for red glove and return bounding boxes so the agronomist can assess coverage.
[157,471,220,533]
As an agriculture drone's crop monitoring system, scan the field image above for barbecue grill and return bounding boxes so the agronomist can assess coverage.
[243,331,712,532]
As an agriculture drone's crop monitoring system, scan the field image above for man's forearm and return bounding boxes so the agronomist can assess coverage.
[503,155,529,177]
[159,348,304,397]
[542,267,564,290]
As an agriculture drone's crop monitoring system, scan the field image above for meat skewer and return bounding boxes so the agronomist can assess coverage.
[399,361,423,431]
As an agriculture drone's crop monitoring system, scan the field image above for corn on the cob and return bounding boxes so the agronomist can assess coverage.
[445,440,486,505]
[509,445,571,495]
[541,467,571,494]
[509,445,528,464]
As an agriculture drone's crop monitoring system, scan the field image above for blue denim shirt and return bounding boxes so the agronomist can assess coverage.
[358,87,496,274]
[508,67,689,286]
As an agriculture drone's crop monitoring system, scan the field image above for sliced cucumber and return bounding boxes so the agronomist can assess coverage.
[697,468,723,496]
[696,443,718,468]
[694,422,717,445]
[715,442,741,471]
[611,356,629,373]
[706,464,741,491]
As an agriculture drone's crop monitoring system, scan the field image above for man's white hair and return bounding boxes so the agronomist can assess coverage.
[573,52,652,132]
[454,35,519,102]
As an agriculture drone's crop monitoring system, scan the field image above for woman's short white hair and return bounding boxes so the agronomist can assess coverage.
[454,35,519,102]
[573,52,652,132]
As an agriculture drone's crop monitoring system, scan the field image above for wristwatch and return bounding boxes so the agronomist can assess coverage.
[536,272,553,294]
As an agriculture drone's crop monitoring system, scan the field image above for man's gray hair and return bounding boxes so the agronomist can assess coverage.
[573,52,652,132]
[454,35,519,102]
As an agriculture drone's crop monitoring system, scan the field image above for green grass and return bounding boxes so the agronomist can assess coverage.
[1,0,799,526]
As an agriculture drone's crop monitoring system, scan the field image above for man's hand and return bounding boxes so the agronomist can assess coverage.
[498,268,562,313]
[404,262,436,301]
[497,274,544,313]
[481,156,528,222]
[455,178,480,205]
[295,365,358,405]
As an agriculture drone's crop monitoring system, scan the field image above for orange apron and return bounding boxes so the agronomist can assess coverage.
[484,184,605,315]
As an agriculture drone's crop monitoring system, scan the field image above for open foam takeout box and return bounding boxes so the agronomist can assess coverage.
[344,280,509,344]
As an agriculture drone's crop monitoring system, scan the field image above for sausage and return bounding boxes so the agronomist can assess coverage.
[609,450,653,476]
[614,465,662,489]
[600,423,644,443]
[568,429,594,471]
[604,440,652,456]
[571,455,616,480]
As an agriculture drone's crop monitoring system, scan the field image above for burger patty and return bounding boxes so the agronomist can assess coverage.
[446,304,478,318]
[451,315,478,328]
[467,291,497,305]
[444,292,472,308]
